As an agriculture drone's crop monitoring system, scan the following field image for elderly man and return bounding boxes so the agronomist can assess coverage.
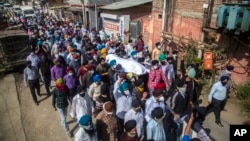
[96,101,118,141]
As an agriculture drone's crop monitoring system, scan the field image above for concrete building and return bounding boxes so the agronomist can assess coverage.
[99,0,152,44]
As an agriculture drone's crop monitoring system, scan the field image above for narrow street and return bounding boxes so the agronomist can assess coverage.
[0,72,248,141]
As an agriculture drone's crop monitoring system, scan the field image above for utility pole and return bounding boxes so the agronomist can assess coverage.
[95,3,98,30]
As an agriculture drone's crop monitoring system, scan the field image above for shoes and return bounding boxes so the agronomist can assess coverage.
[35,102,39,106]
[215,121,224,127]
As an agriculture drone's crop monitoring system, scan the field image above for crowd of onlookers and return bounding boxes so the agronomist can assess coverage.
[22,8,235,141]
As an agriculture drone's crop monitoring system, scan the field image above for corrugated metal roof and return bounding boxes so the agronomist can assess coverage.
[99,0,152,10]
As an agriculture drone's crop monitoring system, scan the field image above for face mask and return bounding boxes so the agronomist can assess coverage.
[124,90,130,95]
[158,96,164,102]
[131,78,135,82]
[93,56,97,60]
[157,46,161,49]
[74,59,78,61]
[127,132,136,138]
[136,108,141,113]
[145,58,150,61]
[177,87,186,94]
[90,70,94,74]
[79,92,85,97]
[55,54,59,58]
[154,65,159,70]
[132,55,137,59]
[30,52,35,56]
[69,72,73,76]
[225,70,232,75]
[172,54,177,60]
[82,124,93,130]
[137,87,144,93]
[95,82,100,85]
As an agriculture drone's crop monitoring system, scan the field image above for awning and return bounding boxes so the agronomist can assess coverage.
[99,0,152,10]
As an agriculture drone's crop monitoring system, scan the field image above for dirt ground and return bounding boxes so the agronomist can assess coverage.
[0,72,249,141]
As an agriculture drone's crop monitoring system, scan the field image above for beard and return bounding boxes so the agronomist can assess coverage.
[84,128,95,136]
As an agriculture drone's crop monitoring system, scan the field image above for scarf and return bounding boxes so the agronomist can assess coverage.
[56,84,65,92]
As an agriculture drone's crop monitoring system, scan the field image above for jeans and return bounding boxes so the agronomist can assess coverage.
[57,107,70,133]
[28,79,40,103]
[43,76,51,95]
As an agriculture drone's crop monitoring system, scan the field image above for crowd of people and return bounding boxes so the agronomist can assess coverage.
[22,11,234,141]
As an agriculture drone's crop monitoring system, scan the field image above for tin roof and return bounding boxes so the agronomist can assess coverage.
[99,0,152,10]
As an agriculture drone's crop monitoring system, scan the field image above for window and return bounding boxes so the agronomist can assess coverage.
[129,20,142,39]
[158,14,162,19]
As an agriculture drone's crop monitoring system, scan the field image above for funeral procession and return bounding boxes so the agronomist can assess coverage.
[0,0,250,141]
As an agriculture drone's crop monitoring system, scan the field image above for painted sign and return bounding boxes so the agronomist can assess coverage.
[103,22,119,31]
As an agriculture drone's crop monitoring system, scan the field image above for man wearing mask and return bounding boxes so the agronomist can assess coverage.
[51,58,66,86]
[51,78,72,137]
[63,67,79,104]
[145,89,171,122]
[147,60,169,95]
[124,99,145,140]
[96,57,109,84]
[75,115,98,141]
[89,74,103,105]
[152,42,161,60]
[207,76,229,127]
[146,107,167,141]
[24,61,41,106]
[116,82,132,137]
[81,65,95,94]
[70,85,94,121]
[132,79,148,104]
[26,50,40,68]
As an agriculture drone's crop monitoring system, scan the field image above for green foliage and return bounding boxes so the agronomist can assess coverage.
[236,81,250,113]
[236,82,250,100]
[240,97,250,113]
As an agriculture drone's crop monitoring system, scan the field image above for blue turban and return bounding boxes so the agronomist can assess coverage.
[79,115,92,126]
[93,74,101,82]
[109,60,116,67]
[98,44,104,50]
[119,82,128,92]
[37,40,43,46]
[131,50,137,56]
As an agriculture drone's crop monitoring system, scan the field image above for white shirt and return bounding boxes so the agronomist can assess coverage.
[74,126,98,141]
[145,96,166,122]
[26,54,40,68]
[124,109,144,137]
[70,94,94,121]
[116,95,132,119]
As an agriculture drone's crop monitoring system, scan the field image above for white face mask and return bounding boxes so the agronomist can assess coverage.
[145,58,150,61]
[177,87,186,94]
[172,54,177,60]
[55,54,59,58]
[159,96,164,102]
[90,70,94,74]
[74,59,78,61]
[154,65,158,69]
[69,72,73,76]
[82,125,93,130]
[30,52,35,56]
[127,132,136,138]
[124,90,130,95]
[131,78,135,82]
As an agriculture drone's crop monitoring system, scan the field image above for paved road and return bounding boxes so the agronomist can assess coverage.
[0,74,248,141]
